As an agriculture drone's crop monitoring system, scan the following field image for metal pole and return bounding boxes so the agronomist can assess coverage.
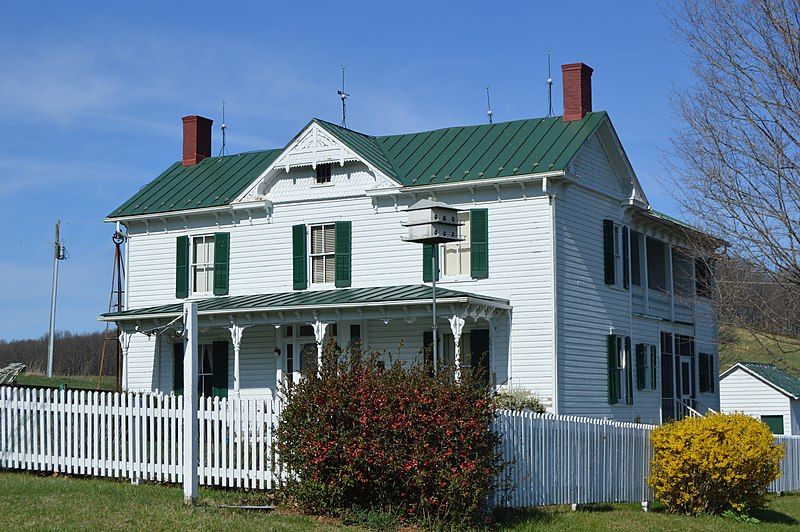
[47,220,60,378]
[432,243,438,373]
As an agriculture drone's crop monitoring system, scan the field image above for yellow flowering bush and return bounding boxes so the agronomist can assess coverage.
[649,413,784,515]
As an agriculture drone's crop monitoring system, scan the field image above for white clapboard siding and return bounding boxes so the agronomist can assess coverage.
[0,386,284,489]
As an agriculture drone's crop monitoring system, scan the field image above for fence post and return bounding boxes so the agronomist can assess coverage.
[183,301,199,504]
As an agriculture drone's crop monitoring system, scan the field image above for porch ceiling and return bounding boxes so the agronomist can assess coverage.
[99,284,510,322]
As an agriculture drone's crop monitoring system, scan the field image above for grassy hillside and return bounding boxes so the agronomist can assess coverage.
[719,327,800,376]
[13,373,117,391]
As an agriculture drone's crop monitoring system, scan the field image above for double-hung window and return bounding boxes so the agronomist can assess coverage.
[608,334,632,405]
[315,163,332,184]
[310,224,336,284]
[191,235,215,294]
[442,211,471,277]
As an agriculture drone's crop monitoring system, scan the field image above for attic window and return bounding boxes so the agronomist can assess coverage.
[315,163,332,184]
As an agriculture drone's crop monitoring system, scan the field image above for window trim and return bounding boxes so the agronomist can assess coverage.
[190,234,216,296]
[308,223,336,285]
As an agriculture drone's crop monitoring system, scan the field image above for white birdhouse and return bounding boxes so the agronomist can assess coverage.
[402,199,463,244]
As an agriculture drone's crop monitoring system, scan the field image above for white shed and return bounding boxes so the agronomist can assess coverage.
[719,362,800,435]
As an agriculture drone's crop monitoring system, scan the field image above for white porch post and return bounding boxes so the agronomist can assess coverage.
[313,319,328,377]
[118,331,132,391]
[228,323,250,396]
[448,315,465,382]
[183,302,199,504]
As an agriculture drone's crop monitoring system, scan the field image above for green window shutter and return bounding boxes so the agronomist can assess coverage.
[213,232,230,296]
[422,243,438,282]
[173,342,184,396]
[292,224,307,290]
[625,336,633,405]
[622,226,630,290]
[470,329,491,383]
[650,345,657,390]
[212,341,229,398]
[603,220,615,285]
[334,221,352,288]
[470,209,489,279]
[423,331,434,375]
[636,344,646,390]
[175,236,189,298]
[708,355,715,393]
[607,335,618,404]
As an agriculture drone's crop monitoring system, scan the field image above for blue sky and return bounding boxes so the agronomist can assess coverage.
[0,1,693,340]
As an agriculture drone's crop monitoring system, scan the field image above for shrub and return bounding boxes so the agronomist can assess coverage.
[277,344,505,528]
[649,413,784,515]
[493,389,546,413]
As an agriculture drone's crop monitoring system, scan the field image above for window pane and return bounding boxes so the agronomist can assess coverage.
[443,246,459,276]
[442,211,471,276]
[193,238,203,265]
[298,325,314,337]
[325,255,335,283]
[672,250,693,297]
[312,256,325,283]
[311,226,323,254]
[324,225,336,253]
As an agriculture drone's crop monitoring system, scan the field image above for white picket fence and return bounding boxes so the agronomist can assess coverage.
[2,386,800,506]
[493,411,656,507]
[0,386,284,489]
[493,410,800,507]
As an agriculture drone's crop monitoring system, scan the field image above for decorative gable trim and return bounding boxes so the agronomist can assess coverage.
[594,118,648,204]
[232,121,402,204]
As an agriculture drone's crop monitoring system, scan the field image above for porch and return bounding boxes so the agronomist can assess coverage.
[100,285,511,398]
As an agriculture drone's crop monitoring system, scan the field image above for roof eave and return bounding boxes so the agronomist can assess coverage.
[720,362,800,400]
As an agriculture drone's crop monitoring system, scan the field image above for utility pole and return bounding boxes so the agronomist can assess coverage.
[47,220,64,377]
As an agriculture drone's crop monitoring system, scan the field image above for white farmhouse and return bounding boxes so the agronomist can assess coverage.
[100,62,721,424]
[720,362,800,434]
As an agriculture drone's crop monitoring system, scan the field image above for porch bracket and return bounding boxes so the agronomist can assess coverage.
[228,323,252,396]
[448,315,466,382]
[119,331,133,391]
[312,319,329,377]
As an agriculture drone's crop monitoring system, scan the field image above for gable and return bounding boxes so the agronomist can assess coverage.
[567,122,646,203]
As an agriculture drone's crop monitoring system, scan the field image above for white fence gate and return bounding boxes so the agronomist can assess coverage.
[2,386,800,506]
[0,386,284,489]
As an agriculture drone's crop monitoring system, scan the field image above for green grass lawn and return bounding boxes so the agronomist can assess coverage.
[1,471,799,531]
[13,373,117,391]
[719,327,800,374]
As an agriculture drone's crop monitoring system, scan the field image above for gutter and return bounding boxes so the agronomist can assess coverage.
[365,170,566,197]
[99,295,512,322]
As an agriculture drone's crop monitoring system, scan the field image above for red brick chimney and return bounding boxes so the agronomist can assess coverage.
[562,63,593,121]
[181,115,213,166]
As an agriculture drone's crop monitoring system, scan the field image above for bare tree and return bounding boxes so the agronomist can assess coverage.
[667,0,800,366]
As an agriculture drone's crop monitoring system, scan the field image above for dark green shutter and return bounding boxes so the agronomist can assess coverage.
[423,331,434,375]
[422,243,438,282]
[175,236,189,298]
[292,224,307,290]
[211,341,229,398]
[603,220,615,285]
[173,342,184,395]
[622,226,630,290]
[625,336,633,405]
[607,335,618,404]
[708,355,715,393]
[636,344,646,390]
[213,232,230,296]
[470,329,491,383]
[650,345,657,390]
[334,221,352,288]
[470,209,489,279]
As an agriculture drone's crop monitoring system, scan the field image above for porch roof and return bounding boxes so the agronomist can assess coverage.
[99,284,510,322]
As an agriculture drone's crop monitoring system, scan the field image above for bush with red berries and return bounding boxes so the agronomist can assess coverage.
[277,344,504,528]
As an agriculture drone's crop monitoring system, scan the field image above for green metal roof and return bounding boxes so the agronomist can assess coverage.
[735,362,800,399]
[316,111,606,187]
[107,149,282,219]
[109,112,606,219]
[100,284,509,320]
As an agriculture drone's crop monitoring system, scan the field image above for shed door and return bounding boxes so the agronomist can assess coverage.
[761,415,785,435]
